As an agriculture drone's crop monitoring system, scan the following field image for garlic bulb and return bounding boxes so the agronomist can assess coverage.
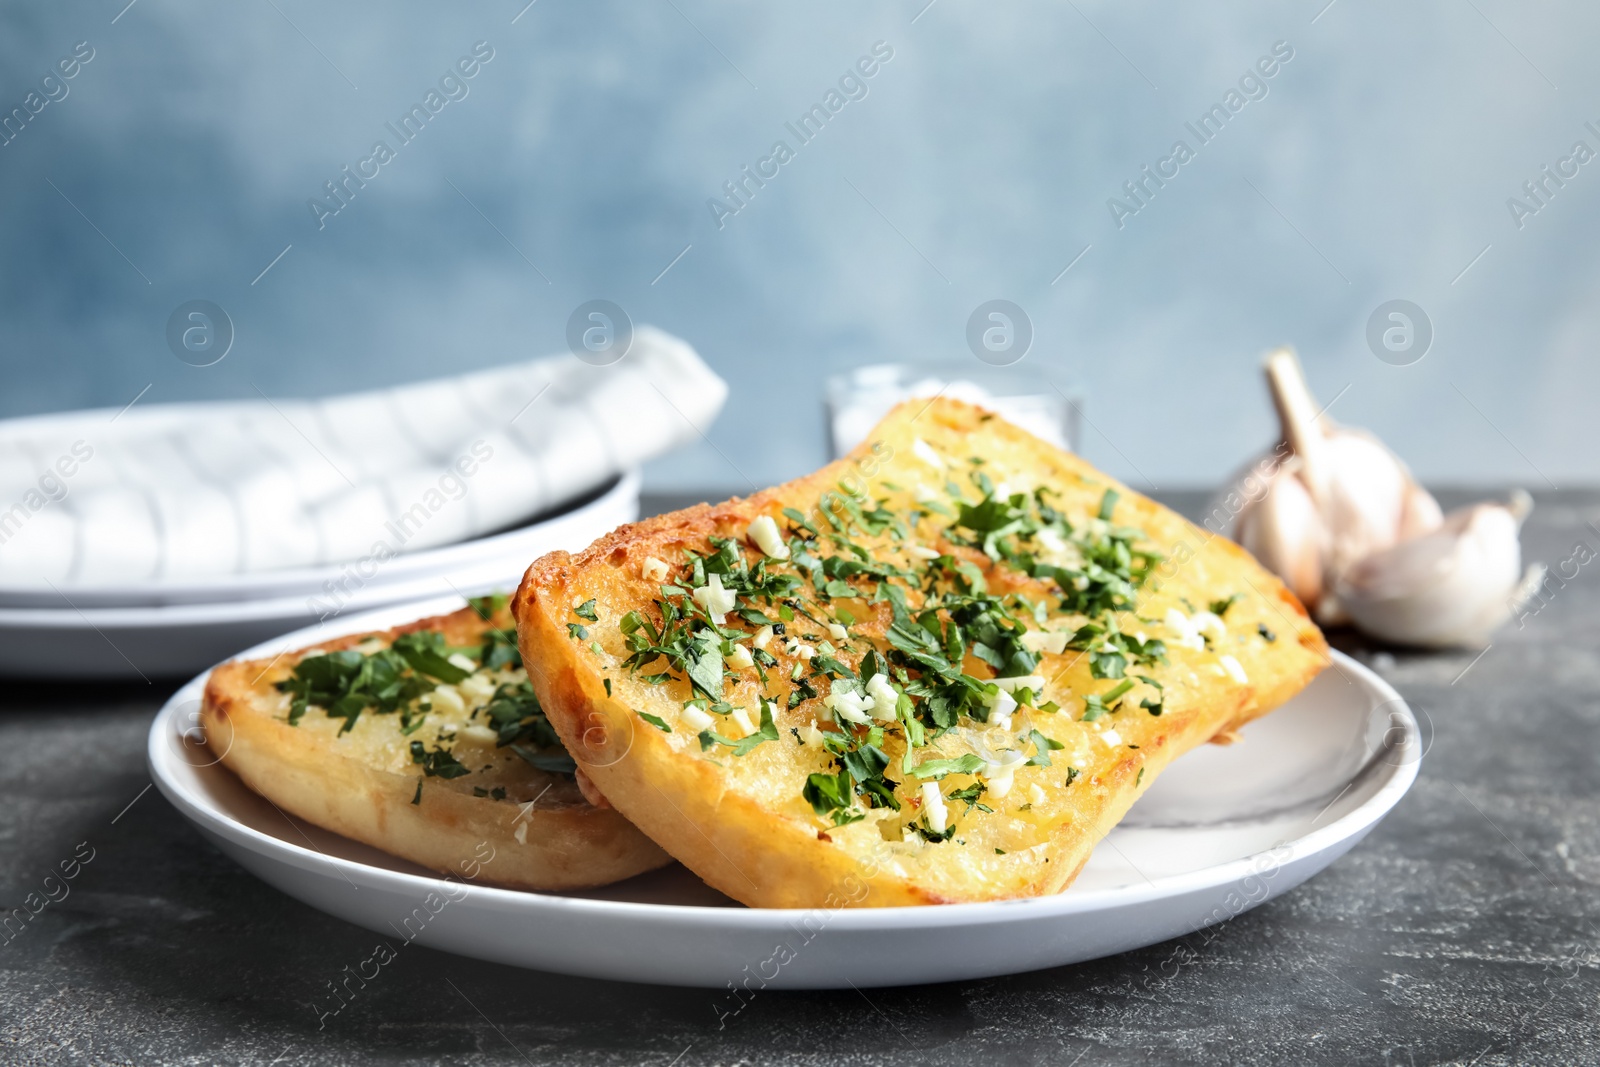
[1229,348,1441,623]
[1226,347,1540,648]
[1334,492,1544,648]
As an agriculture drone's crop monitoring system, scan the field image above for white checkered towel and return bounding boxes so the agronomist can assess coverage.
[0,326,724,586]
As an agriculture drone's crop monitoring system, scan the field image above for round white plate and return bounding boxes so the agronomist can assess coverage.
[148,599,1421,990]
[0,472,637,610]
[0,473,636,679]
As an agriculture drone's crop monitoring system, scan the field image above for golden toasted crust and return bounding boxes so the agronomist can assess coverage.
[515,398,1329,907]
[200,605,669,890]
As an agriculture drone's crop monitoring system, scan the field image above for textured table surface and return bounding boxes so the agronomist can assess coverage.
[2,490,1596,1067]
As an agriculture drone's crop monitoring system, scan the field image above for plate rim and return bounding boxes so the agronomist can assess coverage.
[147,597,1421,930]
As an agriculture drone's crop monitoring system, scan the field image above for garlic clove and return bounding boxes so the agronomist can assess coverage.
[1320,428,1441,581]
[1333,493,1535,648]
[1235,461,1325,611]
[1398,477,1444,542]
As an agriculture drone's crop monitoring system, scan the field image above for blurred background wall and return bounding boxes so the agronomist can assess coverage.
[0,0,1593,493]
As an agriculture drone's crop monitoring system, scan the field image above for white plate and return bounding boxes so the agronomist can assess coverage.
[0,473,637,610]
[0,474,636,679]
[148,599,1421,990]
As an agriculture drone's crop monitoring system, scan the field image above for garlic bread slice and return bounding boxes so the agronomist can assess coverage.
[515,398,1329,907]
[200,598,669,890]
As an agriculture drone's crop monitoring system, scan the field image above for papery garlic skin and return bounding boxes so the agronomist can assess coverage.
[1398,478,1444,542]
[1334,494,1537,648]
[1234,458,1326,611]
[1320,429,1442,583]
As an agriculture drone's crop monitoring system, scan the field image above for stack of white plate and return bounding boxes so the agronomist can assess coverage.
[0,471,639,680]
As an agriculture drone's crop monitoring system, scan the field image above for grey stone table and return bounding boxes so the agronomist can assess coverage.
[2,490,1597,1067]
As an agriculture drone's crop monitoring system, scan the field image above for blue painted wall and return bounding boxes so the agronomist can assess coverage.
[1,1,1593,492]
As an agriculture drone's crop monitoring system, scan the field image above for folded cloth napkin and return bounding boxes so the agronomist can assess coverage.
[0,326,725,586]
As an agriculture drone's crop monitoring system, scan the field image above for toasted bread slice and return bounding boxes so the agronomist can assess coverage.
[515,398,1329,907]
[200,600,669,890]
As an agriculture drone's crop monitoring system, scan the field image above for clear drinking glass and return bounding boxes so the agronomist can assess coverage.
[824,363,1083,459]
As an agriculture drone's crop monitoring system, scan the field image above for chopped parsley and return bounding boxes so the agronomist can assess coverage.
[276,617,579,792]
[947,782,992,814]
[906,754,987,780]
[276,631,469,733]
[1136,674,1165,716]
[479,626,521,671]
[468,593,510,620]
[391,631,472,685]
[586,459,1175,839]
[409,740,470,779]
[511,744,577,775]
[482,680,561,748]
[1026,729,1065,767]
[803,769,864,826]
[1209,594,1241,617]
[910,819,956,844]
[700,702,781,756]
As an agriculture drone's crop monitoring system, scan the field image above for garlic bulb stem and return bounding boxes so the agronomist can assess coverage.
[1507,487,1533,524]
[1264,347,1329,508]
